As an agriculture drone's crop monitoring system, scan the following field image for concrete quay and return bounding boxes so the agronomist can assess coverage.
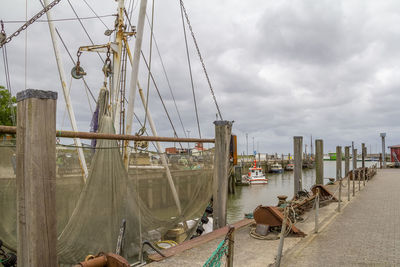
[282,168,400,267]
[147,168,380,266]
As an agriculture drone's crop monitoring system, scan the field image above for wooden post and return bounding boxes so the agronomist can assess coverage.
[345,146,350,201]
[336,146,342,181]
[213,121,233,229]
[227,226,235,267]
[379,153,383,169]
[315,139,323,185]
[16,89,58,266]
[380,133,386,168]
[362,143,366,186]
[293,136,303,197]
[353,148,357,196]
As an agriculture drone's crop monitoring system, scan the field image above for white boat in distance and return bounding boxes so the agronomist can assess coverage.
[243,160,268,184]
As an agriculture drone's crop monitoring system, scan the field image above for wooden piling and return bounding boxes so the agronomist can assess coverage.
[315,139,323,185]
[336,146,342,181]
[16,89,58,267]
[353,148,357,197]
[362,143,366,186]
[345,146,350,201]
[380,133,386,168]
[213,121,233,229]
[293,136,303,197]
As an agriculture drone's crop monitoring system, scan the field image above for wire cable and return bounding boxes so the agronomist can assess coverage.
[81,0,110,30]
[179,2,201,138]
[2,14,116,24]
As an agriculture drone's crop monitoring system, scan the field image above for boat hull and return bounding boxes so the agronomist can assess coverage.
[247,178,268,184]
[270,169,283,173]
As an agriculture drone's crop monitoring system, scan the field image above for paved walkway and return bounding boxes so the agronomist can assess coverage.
[283,169,400,267]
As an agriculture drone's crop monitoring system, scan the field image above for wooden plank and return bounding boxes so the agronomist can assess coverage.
[148,218,254,262]
[16,89,58,266]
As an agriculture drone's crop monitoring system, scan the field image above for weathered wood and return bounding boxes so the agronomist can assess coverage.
[294,136,303,196]
[227,226,235,267]
[16,89,58,266]
[362,143,366,186]
[353,148,357,196]
[336,146,342,181]
[380,133,386,168]
[213,121,232,229]
[345,146,350,201]
[315,139,323,185]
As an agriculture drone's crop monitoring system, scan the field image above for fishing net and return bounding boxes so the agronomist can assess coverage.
[0,116,214,265]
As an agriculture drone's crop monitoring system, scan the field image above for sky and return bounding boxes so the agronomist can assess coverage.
[1,0,399,155]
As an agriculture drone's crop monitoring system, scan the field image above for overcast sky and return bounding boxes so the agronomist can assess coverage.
[1,0,399,154]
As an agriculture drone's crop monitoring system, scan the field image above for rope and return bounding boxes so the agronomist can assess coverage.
[179,2,201,138]
[179,0,223,120]
[81,0,110,30]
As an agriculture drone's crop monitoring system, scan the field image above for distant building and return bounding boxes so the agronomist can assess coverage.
[388,145,400,162]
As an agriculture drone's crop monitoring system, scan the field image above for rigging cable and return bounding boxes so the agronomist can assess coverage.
[143,0,155,129]
[81,0,110,30]
[145,14,187,138]
[66,0,104,63]
[2,15,116,24]
[124,15,182,142]
[179,2,201,138]
[54,28,96,109]
[179,0,223,120]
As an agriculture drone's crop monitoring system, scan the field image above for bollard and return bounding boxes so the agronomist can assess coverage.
[275,206,288,267]
[314,188,320,233]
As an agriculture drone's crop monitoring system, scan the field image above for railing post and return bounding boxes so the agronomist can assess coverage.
[293,136,303,197]
[314,188,320,233]
[213,121,232,229]
[16,89,58,267]
[315,139,324,185]
[227,226,235,267]
[345,146,350,201]
[275,206,288,267]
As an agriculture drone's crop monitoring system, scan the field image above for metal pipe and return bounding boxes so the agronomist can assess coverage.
[124,0,148,166]
[43,0,88,179]
[0,125,214,143]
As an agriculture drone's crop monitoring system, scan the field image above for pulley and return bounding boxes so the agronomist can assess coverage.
[71,66,86,79]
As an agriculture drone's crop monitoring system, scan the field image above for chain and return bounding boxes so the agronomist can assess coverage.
[179,0,223,120]
[0,0,62,48]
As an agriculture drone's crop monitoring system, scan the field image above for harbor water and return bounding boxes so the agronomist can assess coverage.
[227,160,377,224]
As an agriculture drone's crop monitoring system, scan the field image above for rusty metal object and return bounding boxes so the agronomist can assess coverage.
[74,253,129,267]
[277,195,288,206]
[253,205,305,236]
[0,125,214,143]
[311,185,338,202]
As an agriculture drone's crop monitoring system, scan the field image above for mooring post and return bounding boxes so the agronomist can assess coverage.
[379,153,383,169]
[314,188,320,233]
[380,133,386,168]
[336,146,342,181]
[16,89,58,267]
[362,143,366,186]
[336,146,342,212]
[353,148,357,196]
[315,139,324,185]
[294,136,303,197]
[213,121,233,229]
[345,146,350,201]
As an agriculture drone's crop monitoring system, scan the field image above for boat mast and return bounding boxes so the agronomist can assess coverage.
[123,0,148,168]
[112,0,125,133]
[43,0,88,179]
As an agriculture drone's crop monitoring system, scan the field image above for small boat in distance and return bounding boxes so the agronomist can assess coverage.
[242,160,268,184]
[285,163,294,171]
[270,163,284,173]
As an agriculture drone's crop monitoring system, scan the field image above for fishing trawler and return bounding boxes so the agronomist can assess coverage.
[242,160,268,184]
